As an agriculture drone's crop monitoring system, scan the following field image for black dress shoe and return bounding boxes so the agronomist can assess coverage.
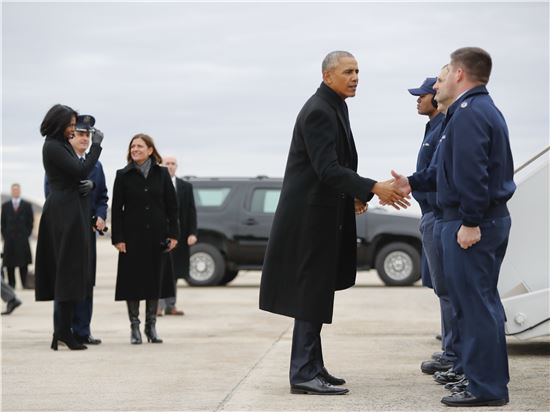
[75,334,102,345]
[434,370,465,385]
[1,298,22,315]
[319,367,346,386]
[432,351,443,360]
[290,375,349,395]
[445,377,468,390]
[441,390,508,407]
[421,358,453,374]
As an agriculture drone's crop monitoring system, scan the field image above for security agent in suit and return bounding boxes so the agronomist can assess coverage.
[260,51,409,396]
[158,156,197,316]
[397,47,515,407]
[1,183,34,289]
[408,76,458,375]
[47,114,109,345]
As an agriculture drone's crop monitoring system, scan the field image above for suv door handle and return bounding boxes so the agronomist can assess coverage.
[243,218,258,226]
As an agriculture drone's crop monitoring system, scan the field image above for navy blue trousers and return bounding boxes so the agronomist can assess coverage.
[441,217,511,400]
[431,219,461,367]
[53,295,94,337]
[290,319,324,384]
[421,213,460,364]
[419,213,434,288]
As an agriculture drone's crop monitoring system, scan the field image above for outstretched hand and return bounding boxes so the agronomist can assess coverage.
[372,179,410,210]
[391,170,412,196]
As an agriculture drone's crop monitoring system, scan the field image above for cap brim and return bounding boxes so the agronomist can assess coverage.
[408,87,434,96]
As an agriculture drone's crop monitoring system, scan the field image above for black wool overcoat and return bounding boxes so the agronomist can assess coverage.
[35,137,102,302]
[1,200,33,267]
[111,162,179,301]
[171,178,197,278]
[259,83,376,324]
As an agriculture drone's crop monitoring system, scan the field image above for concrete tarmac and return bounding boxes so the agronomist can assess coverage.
[2,239,549,411]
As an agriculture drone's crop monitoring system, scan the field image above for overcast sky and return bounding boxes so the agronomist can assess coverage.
[2,1,549,214]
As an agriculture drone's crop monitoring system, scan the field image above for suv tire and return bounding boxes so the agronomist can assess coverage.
[188,243,226,286]
[220,270,239,285]
[375,242,420,286]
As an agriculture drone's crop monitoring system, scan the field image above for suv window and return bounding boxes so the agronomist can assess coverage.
[194,187,231,207]
[250,188,280,214]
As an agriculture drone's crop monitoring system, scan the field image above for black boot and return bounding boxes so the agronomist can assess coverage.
[127,300,142,344]
[52,301,87,351]
[145,299,163,343]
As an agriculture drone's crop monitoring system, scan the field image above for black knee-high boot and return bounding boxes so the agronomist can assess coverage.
[127,300,142,344]
[145,300,163,343]
[51,301,87,350]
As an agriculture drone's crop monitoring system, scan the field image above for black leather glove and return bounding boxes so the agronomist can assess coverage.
[91,129,104,145]
[78,180,95,196]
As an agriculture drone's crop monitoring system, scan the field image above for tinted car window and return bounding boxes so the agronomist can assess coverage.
[194,187,231,207]
[250,189,280,214]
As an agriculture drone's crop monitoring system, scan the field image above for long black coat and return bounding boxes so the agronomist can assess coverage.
[111,162,179,301]
[171,178,197,278]
[259,83,376,324]
[35,137,102,302]
[1,200,33,267]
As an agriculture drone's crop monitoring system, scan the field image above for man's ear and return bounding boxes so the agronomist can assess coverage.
[455,67,465,82]
[323,70,332,85]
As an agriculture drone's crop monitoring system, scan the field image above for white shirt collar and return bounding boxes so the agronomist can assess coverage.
[452,88,473,105]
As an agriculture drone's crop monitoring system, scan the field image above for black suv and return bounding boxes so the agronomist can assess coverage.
[185,177,422,287]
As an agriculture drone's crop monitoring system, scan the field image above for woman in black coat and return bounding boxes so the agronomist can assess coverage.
[35,104,103,350]
[111,134,178,344]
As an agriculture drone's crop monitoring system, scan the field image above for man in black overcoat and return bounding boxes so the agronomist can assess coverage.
[1,183,34,289]
[259,51,409,395]
[159,156,198,316]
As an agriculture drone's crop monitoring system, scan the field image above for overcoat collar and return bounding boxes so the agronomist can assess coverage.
[315,82,353,150]
[119,158,161,175]
[447,85,488,117]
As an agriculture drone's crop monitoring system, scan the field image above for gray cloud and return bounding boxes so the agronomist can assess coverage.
[2,2,548,214]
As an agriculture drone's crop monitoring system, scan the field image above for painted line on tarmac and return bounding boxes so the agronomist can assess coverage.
[214,324,292,411]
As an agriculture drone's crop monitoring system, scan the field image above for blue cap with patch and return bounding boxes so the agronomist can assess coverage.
[76,114,95,131]
[408,77,437,96]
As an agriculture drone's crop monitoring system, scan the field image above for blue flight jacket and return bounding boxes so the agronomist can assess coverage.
[409,85,515,227]
[412,112,445,215]
[45,160,109,220]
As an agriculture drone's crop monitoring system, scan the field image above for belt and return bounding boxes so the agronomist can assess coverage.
[442,203,509,221]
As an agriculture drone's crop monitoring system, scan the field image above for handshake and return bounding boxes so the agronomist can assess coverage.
[354,170,411,215]
[371,170,412,211]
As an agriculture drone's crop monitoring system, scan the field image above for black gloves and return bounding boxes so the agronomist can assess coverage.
[91,129,104,145]
[78,180,95,196]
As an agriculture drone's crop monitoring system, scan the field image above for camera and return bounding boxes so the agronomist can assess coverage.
[160,238,171,252]
[91,215,108,236]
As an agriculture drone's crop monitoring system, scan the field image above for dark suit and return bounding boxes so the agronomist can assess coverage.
[259,82,376,384]
[1,199,33,288]
[171,178,197,279]
[160,177,197,311]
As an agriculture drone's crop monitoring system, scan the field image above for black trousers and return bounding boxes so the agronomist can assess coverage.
[5,266,28,289]
[289,319,324,384]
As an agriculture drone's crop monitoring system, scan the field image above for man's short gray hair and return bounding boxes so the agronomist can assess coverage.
[322,51,355,73]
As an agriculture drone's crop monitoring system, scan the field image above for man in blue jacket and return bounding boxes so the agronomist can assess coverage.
[47,114,109,345]
[394,47,515,407]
